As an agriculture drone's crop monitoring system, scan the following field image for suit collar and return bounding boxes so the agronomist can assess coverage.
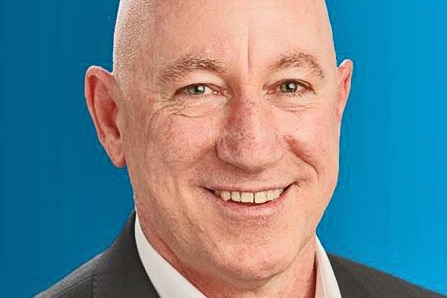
[328,254,373,298]
[94,212,160,298]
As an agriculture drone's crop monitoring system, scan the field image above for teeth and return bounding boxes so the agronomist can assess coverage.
[241,192,254,203]
[266,190,276,201]
[231,191,241,202]
[221,191,231,202]
[267,189,282,200]
[254,192,267,204]
[215,188,285,205]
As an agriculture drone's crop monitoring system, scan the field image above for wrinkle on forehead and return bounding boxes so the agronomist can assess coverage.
[113,0,335,95]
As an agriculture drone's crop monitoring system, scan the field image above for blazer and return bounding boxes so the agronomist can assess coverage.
[36,213,445,298]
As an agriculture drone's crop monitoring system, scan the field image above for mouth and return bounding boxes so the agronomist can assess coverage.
[206,184,293,206]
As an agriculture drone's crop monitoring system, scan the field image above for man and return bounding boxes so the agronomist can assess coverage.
[37,0,444,297]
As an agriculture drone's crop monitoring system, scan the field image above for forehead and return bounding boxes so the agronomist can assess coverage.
[118,0,335,82]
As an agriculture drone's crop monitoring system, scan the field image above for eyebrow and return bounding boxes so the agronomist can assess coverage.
[158,51,325,84]
[271,52,325,79]
[159,54,226,84]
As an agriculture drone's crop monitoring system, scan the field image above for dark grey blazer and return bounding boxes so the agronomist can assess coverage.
[36,213,445,298]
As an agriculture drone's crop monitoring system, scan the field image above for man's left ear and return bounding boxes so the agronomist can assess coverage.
[336,59,354,121]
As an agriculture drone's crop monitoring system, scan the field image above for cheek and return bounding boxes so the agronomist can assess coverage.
[154,117,218,167]
[312,113,339,166]
[283,106,340,182]
[283,109,340,227]
[126,107,220,221]
[138,104,222,186]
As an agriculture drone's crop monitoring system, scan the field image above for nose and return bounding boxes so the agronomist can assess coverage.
[216,95,285,173]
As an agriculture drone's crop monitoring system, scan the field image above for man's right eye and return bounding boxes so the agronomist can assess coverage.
[181,84,214,96]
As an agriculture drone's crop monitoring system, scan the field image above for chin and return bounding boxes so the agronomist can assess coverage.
[205,240,300,285]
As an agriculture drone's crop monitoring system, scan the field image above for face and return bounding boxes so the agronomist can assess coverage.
[98,0,351,289]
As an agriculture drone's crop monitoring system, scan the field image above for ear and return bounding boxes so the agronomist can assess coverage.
[85,66,126,167]
[336,59,354,122]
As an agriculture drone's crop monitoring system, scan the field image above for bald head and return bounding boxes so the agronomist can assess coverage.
[113,0,154,85]
[112,0,337,95]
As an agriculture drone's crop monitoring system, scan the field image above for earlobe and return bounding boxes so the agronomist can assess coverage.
[85,66,126,167]
[336,59,354,121]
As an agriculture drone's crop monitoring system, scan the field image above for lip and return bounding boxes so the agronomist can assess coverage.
[207,185,289,193]
[204,183,294,218]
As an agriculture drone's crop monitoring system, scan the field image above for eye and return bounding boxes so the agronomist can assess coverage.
[267,79,314,96]
[279,81,308,93]
[280,81,301,93]
[180,84,215,96]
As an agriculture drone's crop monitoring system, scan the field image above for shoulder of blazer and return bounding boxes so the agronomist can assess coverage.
[34,212,159,298]
[328,253,446,298]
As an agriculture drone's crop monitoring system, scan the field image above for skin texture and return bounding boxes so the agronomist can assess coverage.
[84,0,353,297]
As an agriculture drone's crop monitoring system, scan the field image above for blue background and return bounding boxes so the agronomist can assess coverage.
[0,0,446,297]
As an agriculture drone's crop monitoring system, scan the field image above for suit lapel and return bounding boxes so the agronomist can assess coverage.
[94,212,160,298]
[328,254,373,298]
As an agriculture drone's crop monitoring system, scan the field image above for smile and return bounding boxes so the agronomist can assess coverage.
[213,187,289,205]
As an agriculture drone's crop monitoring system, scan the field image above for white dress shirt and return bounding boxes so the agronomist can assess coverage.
[135,215,342,298]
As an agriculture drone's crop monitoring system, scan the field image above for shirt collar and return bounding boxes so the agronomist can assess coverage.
[135,214,341,298]
[315,237,343,298]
